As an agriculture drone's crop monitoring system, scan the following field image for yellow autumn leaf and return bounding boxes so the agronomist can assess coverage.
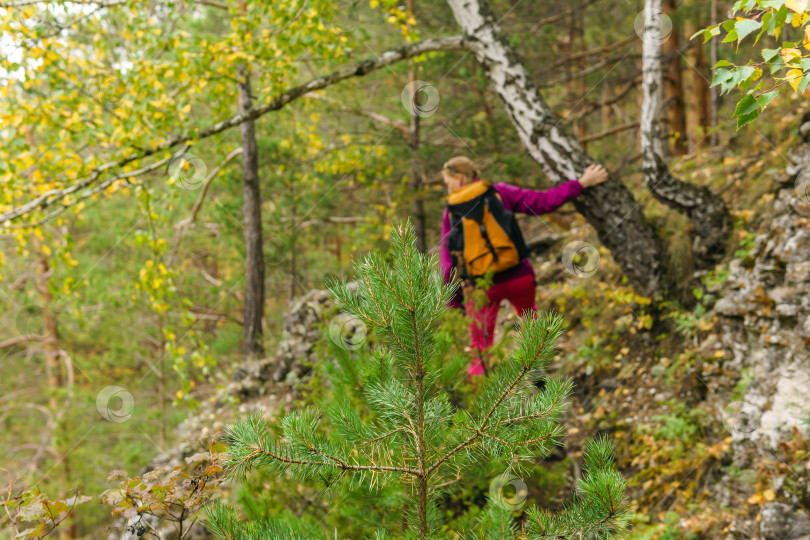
[786,0,808,12]
[781,47,802,65]
[787,68,804,91]
[763,489,776,501]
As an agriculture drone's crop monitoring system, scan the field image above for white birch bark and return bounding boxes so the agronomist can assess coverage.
[641,0,730,266]
[446,0,665,296]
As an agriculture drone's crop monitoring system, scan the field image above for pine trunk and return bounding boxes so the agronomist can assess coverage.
[710,0,720,147]
[446,0,665,297]
[408,79,427,254]
[406,0,427,254]
[662,0,688,156]
[641,0,730,266]
[238,66,265,359]
[683,0,711,151]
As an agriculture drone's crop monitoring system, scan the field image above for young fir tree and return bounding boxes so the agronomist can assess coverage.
[205,222,629,539]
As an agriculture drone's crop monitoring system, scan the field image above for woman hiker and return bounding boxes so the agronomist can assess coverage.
[439,156,609,383]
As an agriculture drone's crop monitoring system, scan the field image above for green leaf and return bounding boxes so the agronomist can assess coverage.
[800,74,810,94]
[734,94,759,116]
[723,29,739,43]
[736,65,757,82]
[775,5,789,39]
[769,57,787,75]
[690,28,706,41]
[704,25,722,43]
[757,90,779,109]
[756,90,779,109]
[755,12,772,44]
[735,19,762,42]
[737,108,760,129]
[762,48,781,62]
[710,68,733,88]
[713,60,734,69]
[762,0,788,7]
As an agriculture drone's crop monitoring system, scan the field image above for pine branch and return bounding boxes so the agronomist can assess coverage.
[426,315,564,475]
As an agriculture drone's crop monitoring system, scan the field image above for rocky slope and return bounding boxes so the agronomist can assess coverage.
[707,138,810,540]
[111,137,810,540]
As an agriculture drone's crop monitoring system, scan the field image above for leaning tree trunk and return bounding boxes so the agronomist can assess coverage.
[641,0,731,266]
[446,0,665,297]
[238,65,265,359]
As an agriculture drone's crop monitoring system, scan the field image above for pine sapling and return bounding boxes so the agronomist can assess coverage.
[205,222,630,539]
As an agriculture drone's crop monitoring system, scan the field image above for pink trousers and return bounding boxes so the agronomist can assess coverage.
[464,273,538,377]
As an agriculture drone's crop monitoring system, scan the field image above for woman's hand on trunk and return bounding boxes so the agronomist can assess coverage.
[578,164,609,188]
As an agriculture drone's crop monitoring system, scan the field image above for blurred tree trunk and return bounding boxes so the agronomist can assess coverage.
[34,239,77,540]
[710,0,720,146]
[34,249,61,412]
[408,99,426,253]
[569,11,588,147]
[601,85,611,132]
[662,0,688,155]
[289,182,297,301]
[25,129,76,537]
[641,0,731,266]
[683,0,711,151]
[407,0,427,254]
[447,0,666,297]
[237,18,265,358]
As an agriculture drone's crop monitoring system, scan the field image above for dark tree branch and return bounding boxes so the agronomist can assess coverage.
[0,35,468,225]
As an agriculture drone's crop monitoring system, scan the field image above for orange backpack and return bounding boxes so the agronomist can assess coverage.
[445,182,528,280]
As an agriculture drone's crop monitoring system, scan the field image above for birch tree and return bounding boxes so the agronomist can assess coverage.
[445,0,665,296]
[641,0,731,266]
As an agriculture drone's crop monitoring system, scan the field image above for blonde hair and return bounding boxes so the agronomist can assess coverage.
[443,156,480,182]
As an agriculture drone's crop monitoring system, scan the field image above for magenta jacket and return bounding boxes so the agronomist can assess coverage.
[441,179,583,308]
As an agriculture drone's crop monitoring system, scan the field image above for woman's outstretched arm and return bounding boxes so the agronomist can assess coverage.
[495,164,608,215]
